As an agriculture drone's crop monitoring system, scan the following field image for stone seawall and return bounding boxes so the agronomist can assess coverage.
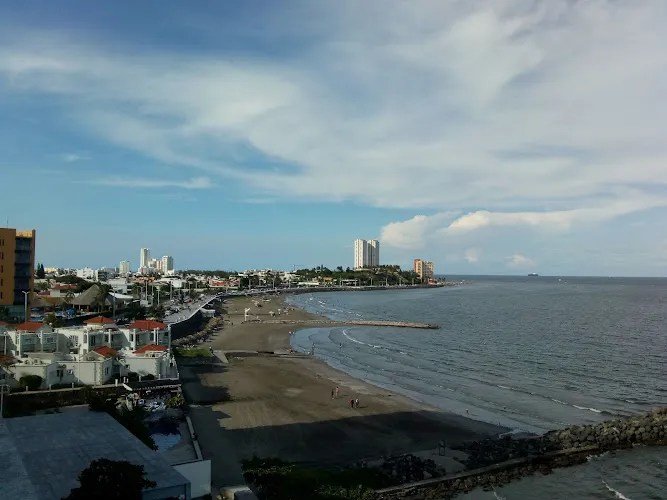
[375,408,667,499]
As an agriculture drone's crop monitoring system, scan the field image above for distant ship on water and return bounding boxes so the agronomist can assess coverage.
[527,273,539,277]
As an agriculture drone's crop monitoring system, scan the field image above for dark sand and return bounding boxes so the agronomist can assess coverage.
[181,294,506,490]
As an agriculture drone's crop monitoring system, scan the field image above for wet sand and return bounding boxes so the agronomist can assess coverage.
[183,294,507,489]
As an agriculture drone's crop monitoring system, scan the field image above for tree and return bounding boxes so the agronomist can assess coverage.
[126,301,146,321]
[63,290,75,309]
[45,312,65,328]
[94,284,111,312]
[148,304,166,322]
[62,458,156,500]
[19,374,43,390]
[36,263,45,279]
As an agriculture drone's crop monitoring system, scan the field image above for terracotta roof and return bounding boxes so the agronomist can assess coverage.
[128,320,167,330]
[53,284,77,290]
[93,346,119,358]
[0,354,18,366]
[16,322,47,332]
[84,316,116,325]
[133,344,168,354]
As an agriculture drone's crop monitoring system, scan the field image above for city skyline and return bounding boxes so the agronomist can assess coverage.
[1,1,667,277]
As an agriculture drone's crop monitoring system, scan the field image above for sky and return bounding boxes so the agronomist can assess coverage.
[0,0,666,276]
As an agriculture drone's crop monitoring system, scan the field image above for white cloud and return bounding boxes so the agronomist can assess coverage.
[85,176,213,189]
[381,212,459,249]
[508,254,535,268]
[0,0,666,216]
[464,248,481,263]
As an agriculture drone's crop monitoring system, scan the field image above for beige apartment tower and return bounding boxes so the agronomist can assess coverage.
[413,259,434,281]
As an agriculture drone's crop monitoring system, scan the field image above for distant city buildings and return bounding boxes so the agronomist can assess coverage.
[140,248,150,269]
[161,255,174,275]
[413,259,434,281]
[0,228,36,321]
[354,239,380,269]
[119,260,130,275]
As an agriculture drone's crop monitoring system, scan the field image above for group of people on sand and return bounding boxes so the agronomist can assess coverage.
[331,386,360,408]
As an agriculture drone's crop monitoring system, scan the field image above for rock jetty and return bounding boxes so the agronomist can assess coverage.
[375,408,667,499]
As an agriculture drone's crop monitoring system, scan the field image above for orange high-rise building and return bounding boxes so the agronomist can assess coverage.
[0,228,36,321]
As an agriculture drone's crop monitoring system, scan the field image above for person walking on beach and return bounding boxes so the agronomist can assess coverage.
[350,398,354,409]
[355,398,359,408]
[331,389,335,399]
[335,386,339,398]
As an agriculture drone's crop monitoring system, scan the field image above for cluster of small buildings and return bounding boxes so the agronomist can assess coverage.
[0,317,176,389]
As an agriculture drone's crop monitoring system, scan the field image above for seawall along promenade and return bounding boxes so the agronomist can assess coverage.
[258,319,440,329]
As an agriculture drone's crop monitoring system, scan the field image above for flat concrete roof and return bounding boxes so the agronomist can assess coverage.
[0,411,190,500]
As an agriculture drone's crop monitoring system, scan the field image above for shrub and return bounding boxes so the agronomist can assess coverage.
[141,374,155,381]
[165,395,185,409]
[241,456,386,500]
[19,374,43,391]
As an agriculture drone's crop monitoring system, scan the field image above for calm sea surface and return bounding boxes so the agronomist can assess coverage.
[287,276,667,499]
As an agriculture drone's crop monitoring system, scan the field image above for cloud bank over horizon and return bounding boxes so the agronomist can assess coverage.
[0,0,666,274]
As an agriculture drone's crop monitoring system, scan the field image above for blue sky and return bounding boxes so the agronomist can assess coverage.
[1,1,666,276]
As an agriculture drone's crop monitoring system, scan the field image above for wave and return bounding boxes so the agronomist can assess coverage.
[602,480,632,500]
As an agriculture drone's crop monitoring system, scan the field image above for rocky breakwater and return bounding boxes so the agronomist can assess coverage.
[544,407,667,451]
[376,408,667,500]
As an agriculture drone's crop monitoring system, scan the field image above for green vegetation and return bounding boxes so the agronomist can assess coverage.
[293,265,424,286]
[166,394,185,409]
[54,275,95,293]
[125,301,146,320]
[173,347,212,358]
[242,456,390,500]
[19,374,43,390]
[35,263,46,279]
[45,312,65,327]
[63,458,156,500]
[148,303,166,321]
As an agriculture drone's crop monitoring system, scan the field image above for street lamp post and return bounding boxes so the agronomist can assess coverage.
[22,290,29,322]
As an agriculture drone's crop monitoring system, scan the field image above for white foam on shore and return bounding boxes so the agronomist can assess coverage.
[602,480,632,499]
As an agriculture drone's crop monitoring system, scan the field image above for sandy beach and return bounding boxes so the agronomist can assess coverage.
[181,294,507,490]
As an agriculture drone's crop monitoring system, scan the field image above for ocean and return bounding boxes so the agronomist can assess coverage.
[286,276,667,499]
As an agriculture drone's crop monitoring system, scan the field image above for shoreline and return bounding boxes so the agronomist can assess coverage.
[183,293,508,490]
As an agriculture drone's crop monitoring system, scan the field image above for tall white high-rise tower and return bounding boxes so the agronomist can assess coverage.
[140,248,150,269]
[354,239,380,269]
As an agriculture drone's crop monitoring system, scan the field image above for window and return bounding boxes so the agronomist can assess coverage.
[67,369,74,375]
[105,367,109,375]
[69,335,79,347]
[89,336,97,347]
[56,369,64,378]
[129,333,134,341]
[83,334,87,343]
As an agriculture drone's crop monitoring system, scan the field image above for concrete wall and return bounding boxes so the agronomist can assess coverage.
[173,460,211,499]
[170,310,204,341]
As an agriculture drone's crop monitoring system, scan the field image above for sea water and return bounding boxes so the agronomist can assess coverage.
[287,276,667,499]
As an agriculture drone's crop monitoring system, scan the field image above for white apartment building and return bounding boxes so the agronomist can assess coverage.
[161,256,174,273]
[140,248,151,268]
[354,239,380,269]
[119,260,131,275]
[76,267,95,280]
[0,318,175,389]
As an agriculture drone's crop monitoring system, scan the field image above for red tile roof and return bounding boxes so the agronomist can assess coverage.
[133,344,168,354]
[16,322,47,332]
[0,354,17,366]
[53,284,77,290]
[93,346,119,358]
[84,316,116,325]
[128,320,167,330]
[0,321,8,326]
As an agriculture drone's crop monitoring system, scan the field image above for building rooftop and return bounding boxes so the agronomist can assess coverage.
[134,344,168,354]
[84,316,116,325]
[92,346,119,358]
[128,320,167,330]
[15,322,47,332]
[0,411,190,500]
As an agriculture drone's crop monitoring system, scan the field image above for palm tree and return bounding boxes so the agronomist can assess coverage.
[94,285,110,312]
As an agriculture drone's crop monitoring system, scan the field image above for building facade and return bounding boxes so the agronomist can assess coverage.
[354,239,380,269]
[140,248,150,268]
[0,228,36,321]
[161,255,174,273]
[413,259,434,281]
[119,260,130,275]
